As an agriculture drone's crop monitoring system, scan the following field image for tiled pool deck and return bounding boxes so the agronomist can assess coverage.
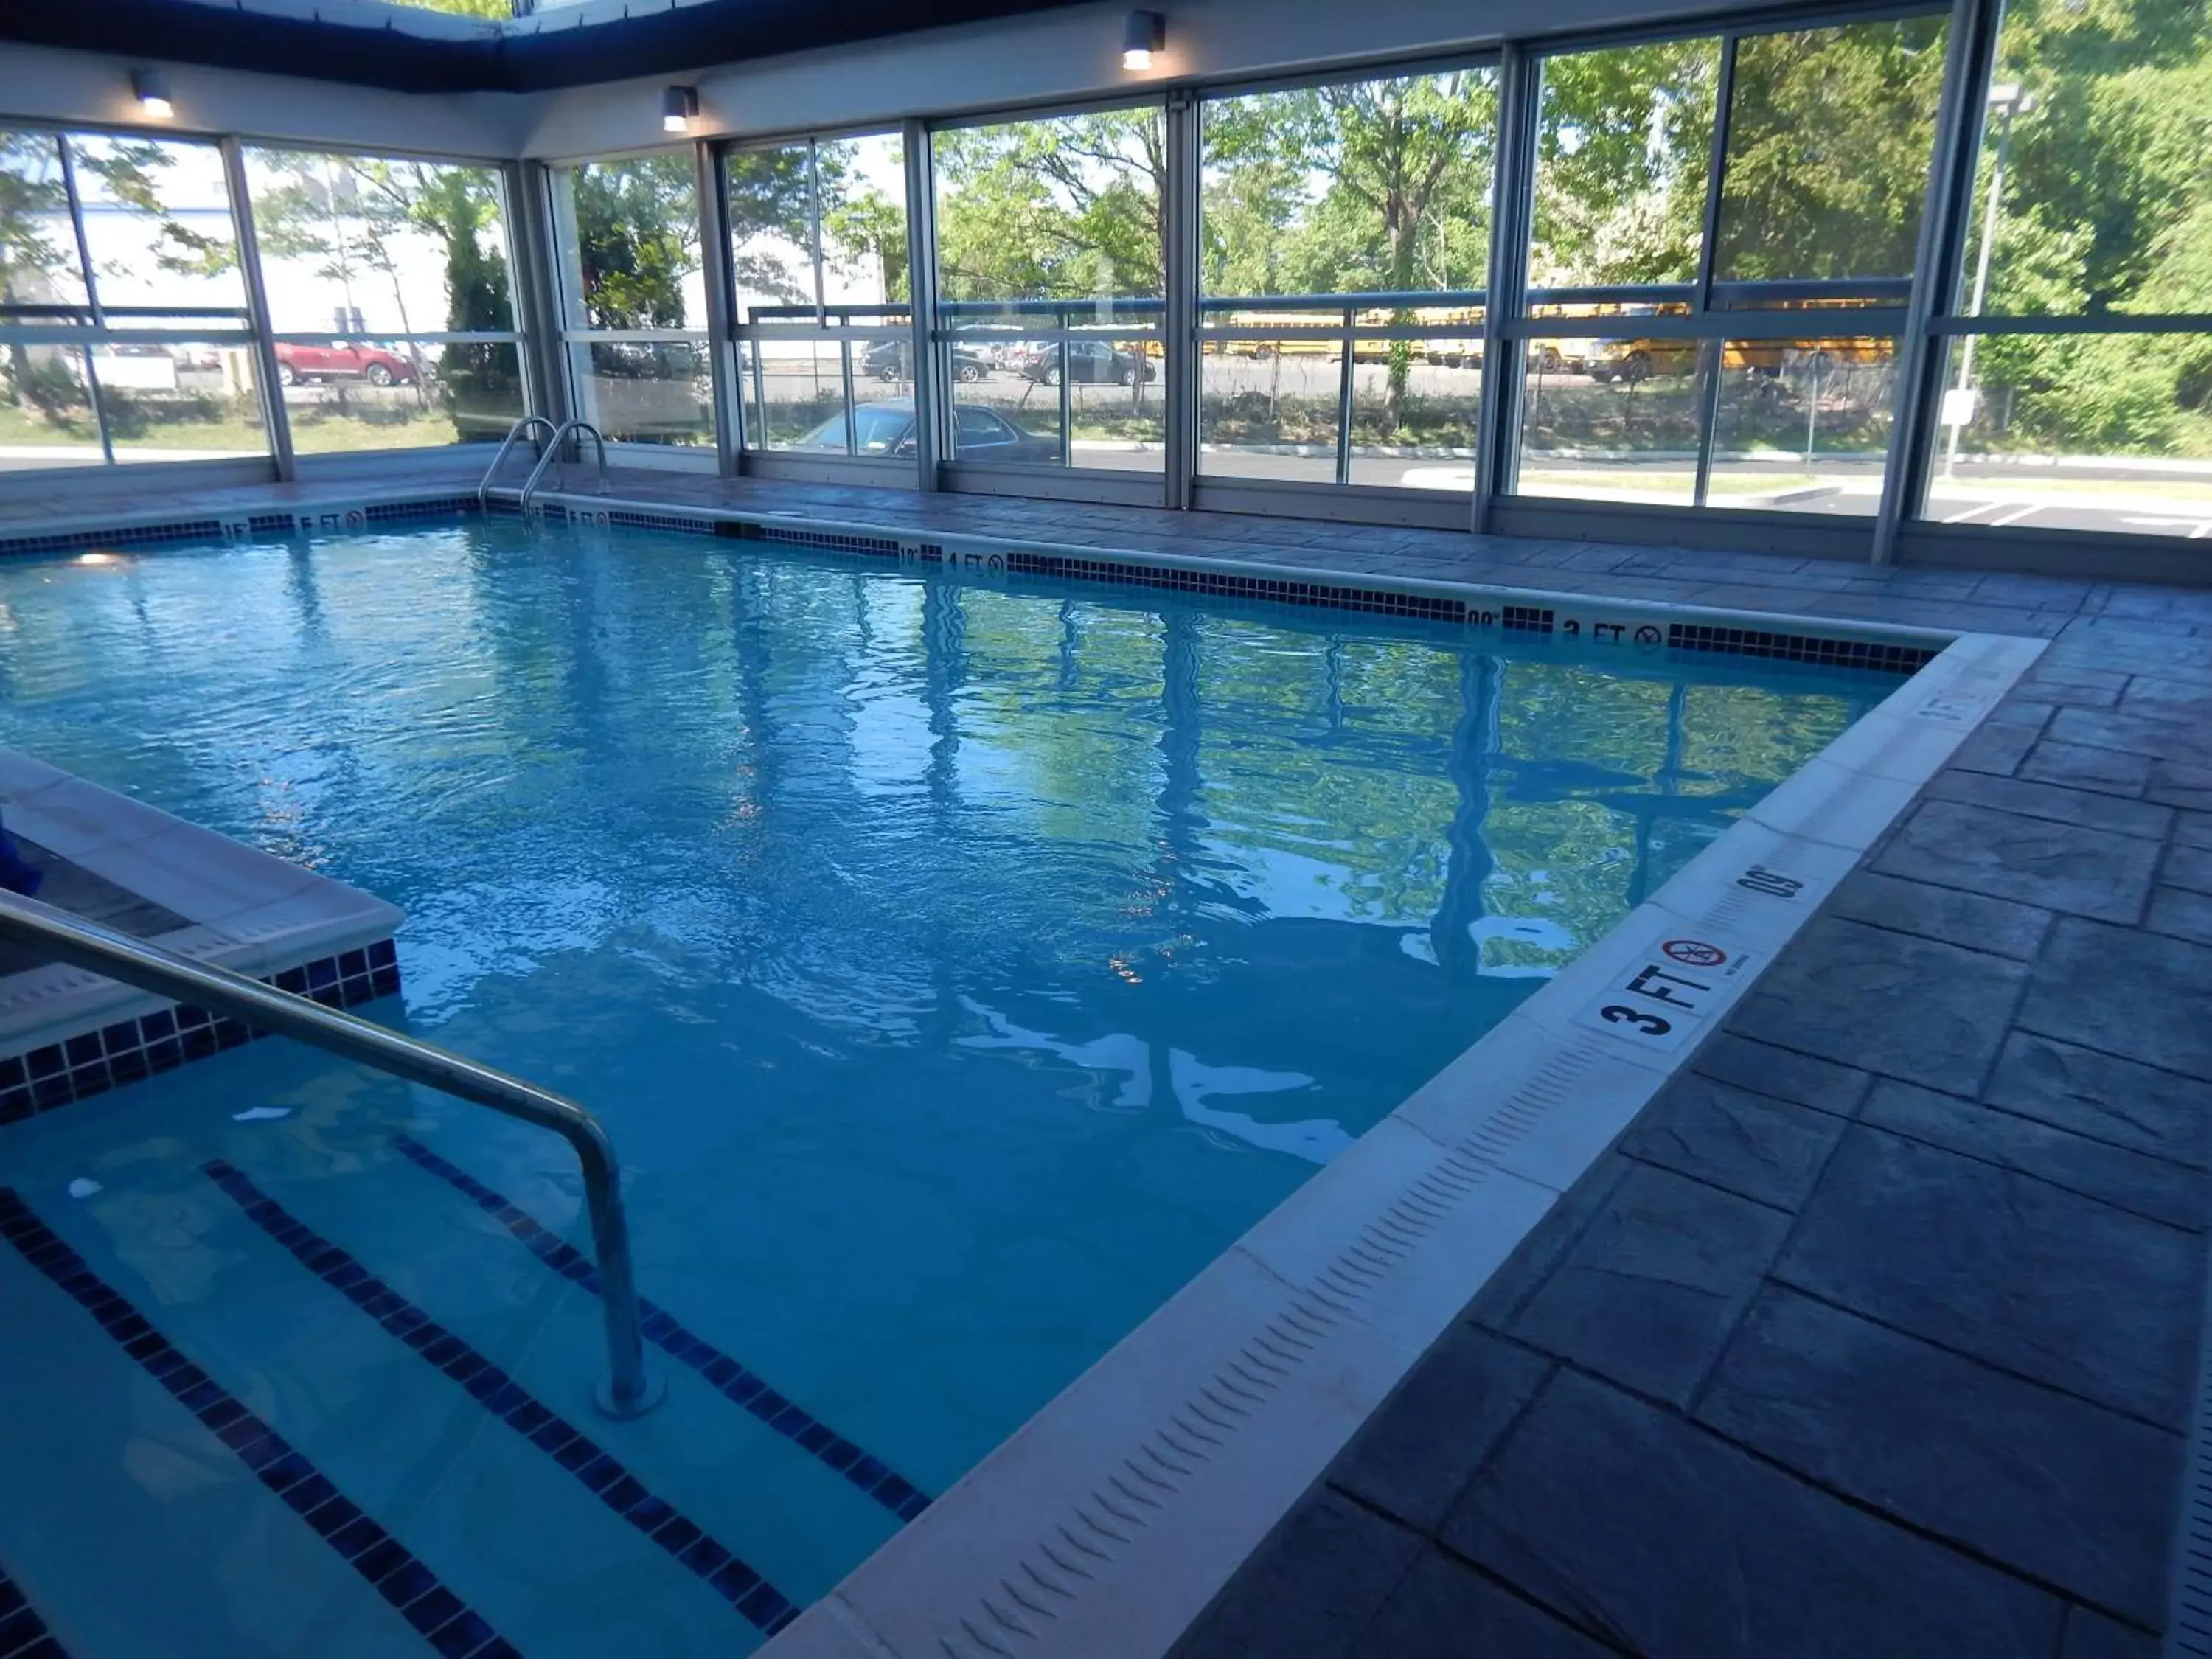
[11,465,2211,1656]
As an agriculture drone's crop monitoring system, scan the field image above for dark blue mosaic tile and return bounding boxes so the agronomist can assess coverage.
[0,1560,66,1659]
[204,1160,797,1635]
[1,941,401,1127]
[1667,619,1933,674]
[392,1133,934,1523]
[0,1189,507,1655]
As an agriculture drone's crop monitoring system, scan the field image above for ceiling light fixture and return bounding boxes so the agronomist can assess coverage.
[1121,10,1165,71]
[131,69,174,120]
[662,86,699,134]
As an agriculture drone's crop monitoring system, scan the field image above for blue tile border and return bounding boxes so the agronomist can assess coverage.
[0,940,400,1128]
[0,493,1939,676]
[0,1189,515,1659]
[0,1558,67,1659]
[392,1135,933,1525]
[202,1160,801,1637]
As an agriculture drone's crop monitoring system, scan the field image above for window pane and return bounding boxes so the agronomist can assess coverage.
[1351,335,1481,491]
[1514,336,1703,504]
[1201,72,1497,299]
[92,343,265,462]
[1960,0,2212,320]
[1708,339,1895,513]
[744,338,857,451]
[0,131,88,316]
[1200,338,1342,482]
[285,341,523,453]
[570,339,712,445]
[70,134,245,319]
[554,154,704,330]
[1529,41,1719,291]
[934,109,1164,317]
[818,134,908,310]
[728,142,816,322]
[1923,332,2212,536]
[245,150,512,336]
[1713,18,1948,299]
[0,346,101,468]
[947,344,1068,465]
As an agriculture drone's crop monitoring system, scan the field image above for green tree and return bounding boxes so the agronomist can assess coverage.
[567,153,700,330]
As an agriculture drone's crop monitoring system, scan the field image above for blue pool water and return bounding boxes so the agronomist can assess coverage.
[0,520,1888,1655]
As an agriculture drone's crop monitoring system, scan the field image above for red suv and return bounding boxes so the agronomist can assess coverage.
[273,341,419,388]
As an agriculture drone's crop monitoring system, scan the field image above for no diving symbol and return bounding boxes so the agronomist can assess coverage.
[1661,938,1728,968]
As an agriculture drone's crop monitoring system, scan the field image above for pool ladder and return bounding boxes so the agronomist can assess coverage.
[518,421,610,517]
[476,416,557,511]
[0,889,664,1422]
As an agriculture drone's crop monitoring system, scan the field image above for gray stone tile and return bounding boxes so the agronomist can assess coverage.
[1352,1551,1613,1659]
[2020,739,2154,796]
[1619,1074,1848,1210]
[1986,699,2056,730]
[1924,768,2172,839]
[1327,1325,1549,1534]
[1824,868,2053,960]
[2020,917,2212,1085]
[1950,720,2037,776]
[1699,1287,2180,1624]
[1986,1032,2212,1169]
[1507,1164,1790,1405]
[1444,1370,2064,1659]
[1873,799,2159,923]
[2062,1608,2160,1659]
[2150,759,2212,811]
[1465,1153,1632,1332]
[2050,706,2202,762]
[2180,810,2212,849]
[1691,1033,1873,1116]
[1735,918,2026,1095]
[1860,1078,2204,1230]
[1173,1490,1420,1659]
[1775,1127,2201,1426]
[2166,843,2212,896]
[2149,885,2212,947]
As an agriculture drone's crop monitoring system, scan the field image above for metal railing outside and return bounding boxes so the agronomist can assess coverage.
[0,890,663,1421]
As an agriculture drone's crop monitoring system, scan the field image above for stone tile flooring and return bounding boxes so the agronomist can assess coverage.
[7,465,2212,1656]
[1178,623,2212,1659]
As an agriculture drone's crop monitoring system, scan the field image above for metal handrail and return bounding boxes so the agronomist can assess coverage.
[518,420,608,515]
[0,890,663,1421]
[477,416,557,510]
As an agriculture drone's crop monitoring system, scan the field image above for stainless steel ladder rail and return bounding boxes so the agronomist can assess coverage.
[477,416,558,511]
[0,890,664,1420]
[518,420,609,516]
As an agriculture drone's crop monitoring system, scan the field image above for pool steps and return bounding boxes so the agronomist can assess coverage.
[0,1109,914,1658]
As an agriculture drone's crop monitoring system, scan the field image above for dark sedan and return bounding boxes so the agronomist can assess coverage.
[1019,340,1157,387]
[793,399,1060,465]
[861,339,989,383]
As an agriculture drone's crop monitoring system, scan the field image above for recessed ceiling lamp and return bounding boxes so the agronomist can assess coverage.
[131,69,174,120]
[1121,10,1165,71]
[662,86,700,134]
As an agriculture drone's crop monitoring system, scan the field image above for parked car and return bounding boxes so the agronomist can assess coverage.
[272,341,419,388]
[861,339,989,383]
[1019,340,1156,387]
[793,398,1059,465]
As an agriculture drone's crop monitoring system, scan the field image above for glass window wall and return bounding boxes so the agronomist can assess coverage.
[932,107,1166,474]
[245,147,522,453]
[1917,0,2212,537]
[730,132,914,460]
[550,151,712,448]
[1200,69,1498,491]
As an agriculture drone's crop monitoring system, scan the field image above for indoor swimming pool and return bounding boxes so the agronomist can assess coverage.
[0,517,1896,1656]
